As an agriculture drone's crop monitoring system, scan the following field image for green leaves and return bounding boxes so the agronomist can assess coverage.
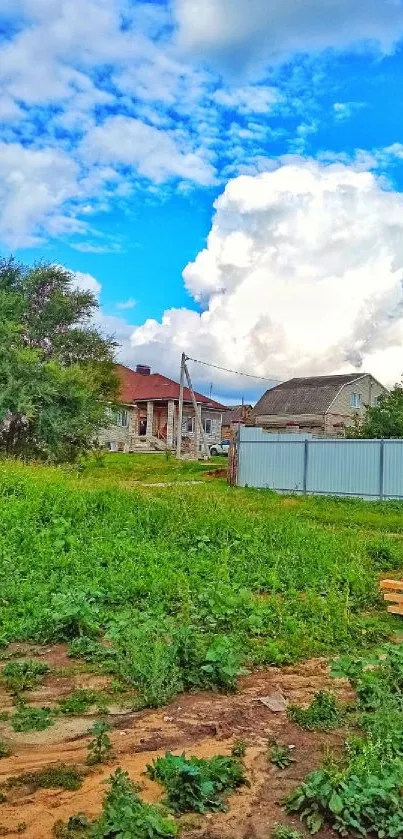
[91,768,178,838]
[288,691,346,731]
[0,258,117,462]
[147,751,247,814]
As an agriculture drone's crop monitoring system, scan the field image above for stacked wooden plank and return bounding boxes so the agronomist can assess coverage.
[380,579,403,616]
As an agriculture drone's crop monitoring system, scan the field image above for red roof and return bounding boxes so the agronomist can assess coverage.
[116,365,224,410]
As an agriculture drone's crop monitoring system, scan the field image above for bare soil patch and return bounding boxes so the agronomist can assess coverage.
[0,649,352,839]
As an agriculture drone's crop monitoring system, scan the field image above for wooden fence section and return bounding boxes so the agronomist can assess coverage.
[380,579,403,616]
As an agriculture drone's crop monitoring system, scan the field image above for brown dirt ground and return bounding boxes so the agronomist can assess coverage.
[0,646,354,839]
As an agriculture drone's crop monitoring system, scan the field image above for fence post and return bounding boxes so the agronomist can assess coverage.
[303,439,309,494]
[379,439,385,500]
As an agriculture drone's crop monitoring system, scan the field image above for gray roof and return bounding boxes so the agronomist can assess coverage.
[221,404,251,425]
[251,374,364,417]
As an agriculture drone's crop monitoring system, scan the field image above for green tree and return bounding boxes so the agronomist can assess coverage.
[351,384,403,438]
[0,257,118,461]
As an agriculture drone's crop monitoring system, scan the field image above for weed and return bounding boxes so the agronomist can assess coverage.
[10,704,55,732]
[199,636,248,692]
[288,691,346,731]
[86,721,114,765]
[7,764,83,792]
[147,751,247,814]
[0,741,10,759]
[91,768,178,838]
[269,741,294,770]
[231,739,247,759]
[2,660,50,694]
[58,689,103,716]
[272,825,305,839]
[53,814,91,838]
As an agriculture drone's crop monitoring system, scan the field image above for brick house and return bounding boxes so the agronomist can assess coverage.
[98,364,225,452]
[221,404,252,440]
[250,373,387,436]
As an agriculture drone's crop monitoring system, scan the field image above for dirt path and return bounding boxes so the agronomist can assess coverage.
[0,648,352,838]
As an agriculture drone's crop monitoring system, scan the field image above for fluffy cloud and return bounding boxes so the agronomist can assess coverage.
[174,0,403,72]
[129,160,403,389]
[0,142,80,247]
[82,116,216,186]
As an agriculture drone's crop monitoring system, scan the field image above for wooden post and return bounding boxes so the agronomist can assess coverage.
[176,353,185,459]
[183,359,210,459]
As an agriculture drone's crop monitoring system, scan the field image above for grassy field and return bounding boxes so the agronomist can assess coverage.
[2,453,403,837]
[0,453,402,702]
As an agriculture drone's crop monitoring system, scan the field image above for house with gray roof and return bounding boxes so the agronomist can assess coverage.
[250,373,387,436]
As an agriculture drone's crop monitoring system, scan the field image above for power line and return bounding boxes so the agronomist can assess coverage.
[185,355,284,383]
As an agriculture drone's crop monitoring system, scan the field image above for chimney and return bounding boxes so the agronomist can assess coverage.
[136,364,151,376]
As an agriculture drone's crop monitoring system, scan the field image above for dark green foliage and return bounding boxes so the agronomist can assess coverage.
[269,741,294,770]
[87,721,114,765]
[199,636,248,692]
[147,751,247,814]
[351,383,403,438]
[0,257,117,462]
[10,704,55,732]
[91,768,178,838]
[288,691,346,731]
[7,764,83,792]
[2,659,50,694]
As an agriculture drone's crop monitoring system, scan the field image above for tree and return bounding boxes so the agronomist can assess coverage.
[0,257,118,461]
[351,384,403,438]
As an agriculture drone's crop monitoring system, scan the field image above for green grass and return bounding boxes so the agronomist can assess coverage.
[0,456,401,706]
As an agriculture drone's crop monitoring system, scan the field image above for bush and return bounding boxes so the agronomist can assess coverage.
[2,660,50,694]
[147,751,247,814]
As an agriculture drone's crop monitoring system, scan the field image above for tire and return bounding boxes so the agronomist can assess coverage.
[210,447,218,456]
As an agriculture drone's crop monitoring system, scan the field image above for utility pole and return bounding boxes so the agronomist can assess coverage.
[183,361,210,460]
[176,352,185,459]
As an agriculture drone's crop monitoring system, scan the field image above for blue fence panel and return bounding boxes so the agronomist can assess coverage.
[236,429,403,500]
[237,428,307,489]
[306,440,381,498]
[383,441,403,499]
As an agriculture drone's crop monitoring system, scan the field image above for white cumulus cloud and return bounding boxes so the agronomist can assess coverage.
[128,160,403,389]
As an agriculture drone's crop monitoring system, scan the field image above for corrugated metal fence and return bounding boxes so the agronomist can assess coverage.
[232,427,403,499]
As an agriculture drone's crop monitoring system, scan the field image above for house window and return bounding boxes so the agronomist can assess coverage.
[350,393,361,409]
[203,418,212,435]
[372,395,379,407]
[186,417,194,433]
[116,409,129,427]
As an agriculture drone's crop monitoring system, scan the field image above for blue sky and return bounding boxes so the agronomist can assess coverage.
[2,1,403,401]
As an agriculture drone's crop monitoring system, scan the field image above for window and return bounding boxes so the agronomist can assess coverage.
[116,409,129,427]
[203,418,212,435]
[372,395,379,407]
[186,417,194,433]
[350,393,361,409]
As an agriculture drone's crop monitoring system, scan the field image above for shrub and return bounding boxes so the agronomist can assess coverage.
[91,768,178,838]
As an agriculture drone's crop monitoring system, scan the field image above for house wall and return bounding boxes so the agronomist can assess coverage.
[325,376,387,434]
[253,413,325,435]
[98,405,138,451]
[182,407,222,449]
